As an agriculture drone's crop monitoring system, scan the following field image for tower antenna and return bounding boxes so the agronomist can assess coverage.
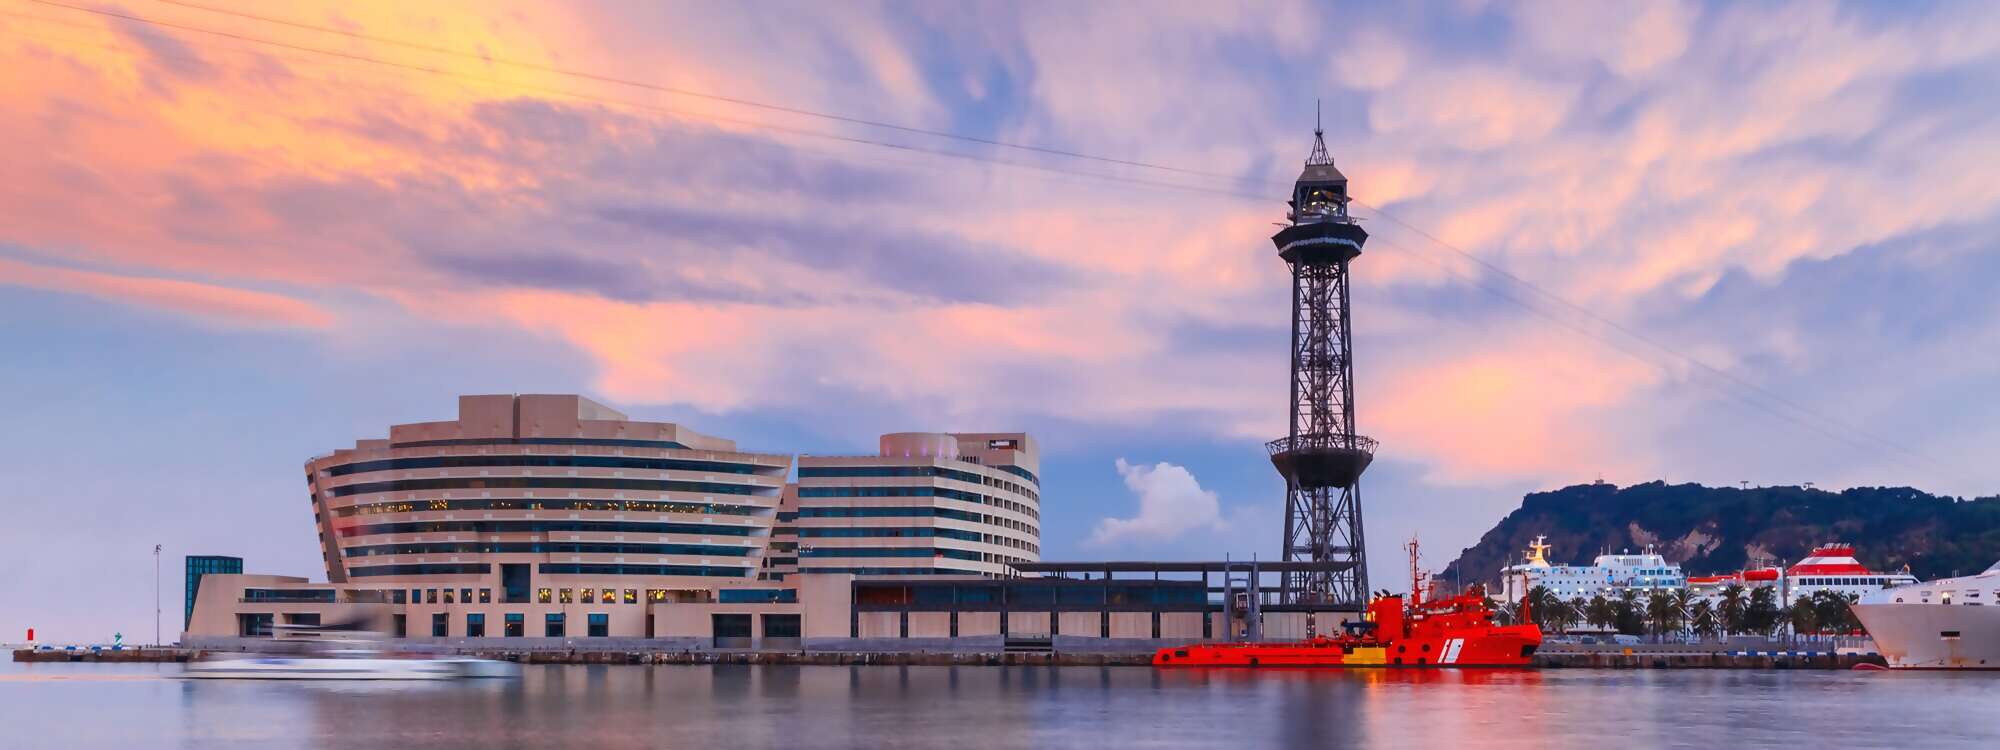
[1308,99,1333,166]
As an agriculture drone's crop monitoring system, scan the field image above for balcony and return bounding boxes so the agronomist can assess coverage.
[1266,434,1377,489]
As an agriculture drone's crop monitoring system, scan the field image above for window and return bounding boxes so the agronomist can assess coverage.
[581,588,594,604]
[623,589,637,604]
[719,589,798,604]
[410,589,421,604]
[460,588,473,604]
[431,613,448,637]
[599,588,617,604]
[465,613,486,637]
[587,613,609,637]
[426,589,438,604]
[545,613,566,638]
[391,590,406,604]
[503,613,524,637]
[560,588,574,604]
[647,589,668,603]
[443,589,455,604]
[537,588,553,604]
[479,589,492,604]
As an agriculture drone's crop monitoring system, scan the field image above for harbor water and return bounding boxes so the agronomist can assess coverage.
[3,660,1997,748]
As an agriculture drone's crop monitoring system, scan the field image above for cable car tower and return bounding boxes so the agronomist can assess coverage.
[1267,112,1373,607]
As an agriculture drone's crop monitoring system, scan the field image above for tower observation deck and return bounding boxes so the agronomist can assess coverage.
[1267,118,1372,607]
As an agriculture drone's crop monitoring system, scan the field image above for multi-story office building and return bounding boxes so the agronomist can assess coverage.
[184,396,1060,644]
[785,432,1041,578]
[190,394,803,640]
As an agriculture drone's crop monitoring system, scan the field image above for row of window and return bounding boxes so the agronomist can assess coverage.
[336,519,764,538]
[327,454,763,477]
[349,563,491,578]
[391,437,689,450]
[343,542,754,558]
[798,547,983,560]
[536,563,750,577]
[334,498,768,519]
[1799,577,1894,587]
[792,507,1039,538]
[432,611,607,637]
[242,589,336,603]
[797,486,1039,520]
[798,527,983,541]
[797,465,1038,501]
[328,476,771,498]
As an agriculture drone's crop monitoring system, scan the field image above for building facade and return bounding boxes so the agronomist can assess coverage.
[186,395,1060,644]
[184,555,242,629]
[784,432,1041,578]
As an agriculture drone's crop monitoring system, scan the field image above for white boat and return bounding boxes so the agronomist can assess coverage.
[182,654,461,680]
[181,623,519,680]
[1852,560,2000,670]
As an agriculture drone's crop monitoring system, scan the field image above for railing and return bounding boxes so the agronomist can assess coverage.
[1265,434,1378,456]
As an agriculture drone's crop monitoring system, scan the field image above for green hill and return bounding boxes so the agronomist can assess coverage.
[1440,481,2000,585]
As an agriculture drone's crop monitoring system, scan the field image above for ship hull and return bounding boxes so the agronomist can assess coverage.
[1853,603,2000,670]
[1154,627,1540,668]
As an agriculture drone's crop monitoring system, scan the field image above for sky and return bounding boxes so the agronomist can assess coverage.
[2,1,1997,642]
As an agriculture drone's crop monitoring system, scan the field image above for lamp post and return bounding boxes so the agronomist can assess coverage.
[153,544,162,647]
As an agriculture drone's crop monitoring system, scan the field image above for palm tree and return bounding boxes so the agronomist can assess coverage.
[1585,595,1615,633]
[1718,585,1748,636]
[1746,586,1781,635]
[1669,589,1695,638]
[1812,590,1859,635]
[1565,597,1588,634]
[1786,598,1818,644]
[1614,589,1644,635]
[1645,591,1681,640]
[1526,586,1561,631]
[1690,599,1719,640]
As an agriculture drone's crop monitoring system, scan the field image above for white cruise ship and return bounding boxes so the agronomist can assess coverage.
[1853,560,2000,670]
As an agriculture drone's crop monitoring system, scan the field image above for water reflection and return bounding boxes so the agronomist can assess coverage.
[3,662,1998,748]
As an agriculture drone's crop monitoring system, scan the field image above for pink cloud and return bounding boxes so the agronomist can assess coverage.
[0,257,332,330]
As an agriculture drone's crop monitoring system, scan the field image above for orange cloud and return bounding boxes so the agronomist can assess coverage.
[0,257,332,329]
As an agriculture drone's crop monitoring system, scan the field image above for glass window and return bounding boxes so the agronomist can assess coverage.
[479,589,492,604]
[623,589,637,604]
[460,588,473,603]
[537,588,553,604]
[587,613,609,637]
[431,613,448,637]
[465,613,485,637]
[600,588,616,604]
[560,588,574,604]
[443,589,455,604]
[580,588,594,603]
[426,589,438,604]
[545,613,566,638]
[411,589,421,604]
[647,589,667,603]
[503,613,524,638]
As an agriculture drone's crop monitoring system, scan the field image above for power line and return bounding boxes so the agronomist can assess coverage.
[147,0,1260,186]
[23,0,1965,482]
[1352,199,1957,479]
[24,0,1273,205]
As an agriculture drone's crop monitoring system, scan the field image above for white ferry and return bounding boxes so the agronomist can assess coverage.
[1852,560,2000,670]
[1500,537,1685,602]
[1782,544,1918,606]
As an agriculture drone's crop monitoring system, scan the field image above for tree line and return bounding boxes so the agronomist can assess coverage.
[1494,584,1863,641]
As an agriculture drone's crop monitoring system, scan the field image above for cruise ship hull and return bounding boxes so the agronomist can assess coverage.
[1853,603,2000,670]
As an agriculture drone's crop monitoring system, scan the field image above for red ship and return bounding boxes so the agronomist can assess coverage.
[1154,539,1542,668]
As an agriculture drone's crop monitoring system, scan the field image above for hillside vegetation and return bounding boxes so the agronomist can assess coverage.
[1442,481,2000,585]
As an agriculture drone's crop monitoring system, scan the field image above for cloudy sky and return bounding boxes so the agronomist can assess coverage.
[3,1,1997,641]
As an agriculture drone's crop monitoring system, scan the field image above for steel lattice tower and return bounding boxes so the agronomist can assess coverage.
[1266,119,1373,607]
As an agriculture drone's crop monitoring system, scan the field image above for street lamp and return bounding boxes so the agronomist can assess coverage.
[153,544,162,647]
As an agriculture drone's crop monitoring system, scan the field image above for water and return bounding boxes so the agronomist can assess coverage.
[3,660,1997,748]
